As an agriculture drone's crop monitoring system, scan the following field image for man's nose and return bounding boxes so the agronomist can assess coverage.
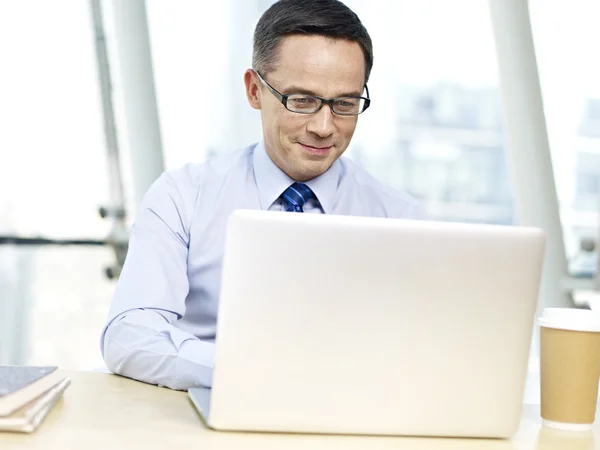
[306,104,335,138]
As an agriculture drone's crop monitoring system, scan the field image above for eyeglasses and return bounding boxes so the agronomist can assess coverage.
[255,71,370,116]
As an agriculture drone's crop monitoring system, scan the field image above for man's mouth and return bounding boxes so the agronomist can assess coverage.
[299,143,333,156]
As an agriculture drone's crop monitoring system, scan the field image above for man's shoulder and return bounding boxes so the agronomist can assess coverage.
[141,144,254,212]
[339,156,423,218]
[137,144,256,229]
[165,144,254,185]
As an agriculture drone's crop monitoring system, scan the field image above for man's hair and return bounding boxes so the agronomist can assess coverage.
[253,0,373,83]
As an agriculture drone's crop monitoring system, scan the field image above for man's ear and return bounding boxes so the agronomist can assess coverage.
[244,69,261,110]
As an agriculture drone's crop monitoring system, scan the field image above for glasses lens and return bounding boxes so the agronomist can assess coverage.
[286,95,321,113]
[333,97,365,115]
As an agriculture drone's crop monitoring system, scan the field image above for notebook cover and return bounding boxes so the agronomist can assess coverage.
[0,366,64,416]
[0,366,58,398]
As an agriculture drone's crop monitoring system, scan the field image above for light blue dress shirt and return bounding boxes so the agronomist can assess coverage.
[101,140,424,390]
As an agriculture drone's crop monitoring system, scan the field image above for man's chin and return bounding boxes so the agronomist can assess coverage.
[295,160,331,181]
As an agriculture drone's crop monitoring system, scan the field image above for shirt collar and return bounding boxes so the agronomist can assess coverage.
[253,139,340,213]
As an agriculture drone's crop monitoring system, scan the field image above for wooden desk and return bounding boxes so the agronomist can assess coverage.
[1,371,598,450]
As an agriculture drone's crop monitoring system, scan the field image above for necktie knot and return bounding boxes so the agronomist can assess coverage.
[281,182,315,212]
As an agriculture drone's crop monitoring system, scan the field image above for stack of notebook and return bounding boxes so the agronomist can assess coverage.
[0,365,70,433]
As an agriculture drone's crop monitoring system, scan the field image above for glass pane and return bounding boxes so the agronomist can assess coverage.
[0,2,110,239]
[0,2,114,368]
[343,0,512,224]
[530,0,600,276]
[145,0,272,169]
[0,246,114,369]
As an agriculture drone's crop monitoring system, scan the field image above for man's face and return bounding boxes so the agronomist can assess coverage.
[245,35,366,182]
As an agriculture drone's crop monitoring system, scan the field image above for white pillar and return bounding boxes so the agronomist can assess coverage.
[110,0,165,212]
[488,0,572,316]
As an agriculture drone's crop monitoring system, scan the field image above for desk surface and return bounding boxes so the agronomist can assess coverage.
[1,371,598,450]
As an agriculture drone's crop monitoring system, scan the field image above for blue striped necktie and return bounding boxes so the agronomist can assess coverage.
[281,182,315,212]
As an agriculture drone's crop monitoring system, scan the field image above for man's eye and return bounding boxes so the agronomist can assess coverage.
[288,97,319,109]
[336,99,358,107]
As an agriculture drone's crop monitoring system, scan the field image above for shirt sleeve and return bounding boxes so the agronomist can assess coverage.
[411,202,429,220]
[102,308,214,390]
[100,167,209,390]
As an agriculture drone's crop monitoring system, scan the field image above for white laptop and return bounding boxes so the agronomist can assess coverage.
[189,209,545,438]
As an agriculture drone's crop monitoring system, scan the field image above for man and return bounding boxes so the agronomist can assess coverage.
[101,0,424,391]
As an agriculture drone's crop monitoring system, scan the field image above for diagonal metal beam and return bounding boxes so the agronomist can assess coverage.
[488,0,572,314]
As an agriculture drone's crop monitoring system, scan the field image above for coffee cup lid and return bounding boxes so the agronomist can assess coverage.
[539,308,600,332]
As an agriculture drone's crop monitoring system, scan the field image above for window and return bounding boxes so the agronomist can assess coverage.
[577,174,600,197]
[0,2,113,368]
[530,0,600,270]
[7,0,596,369]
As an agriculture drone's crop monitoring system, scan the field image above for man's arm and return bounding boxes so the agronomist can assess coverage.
[102,309,214,390]
[100,167,211,390]
[411,203,429,220]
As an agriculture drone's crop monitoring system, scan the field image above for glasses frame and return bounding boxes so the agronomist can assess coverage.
[255,71,371,116]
